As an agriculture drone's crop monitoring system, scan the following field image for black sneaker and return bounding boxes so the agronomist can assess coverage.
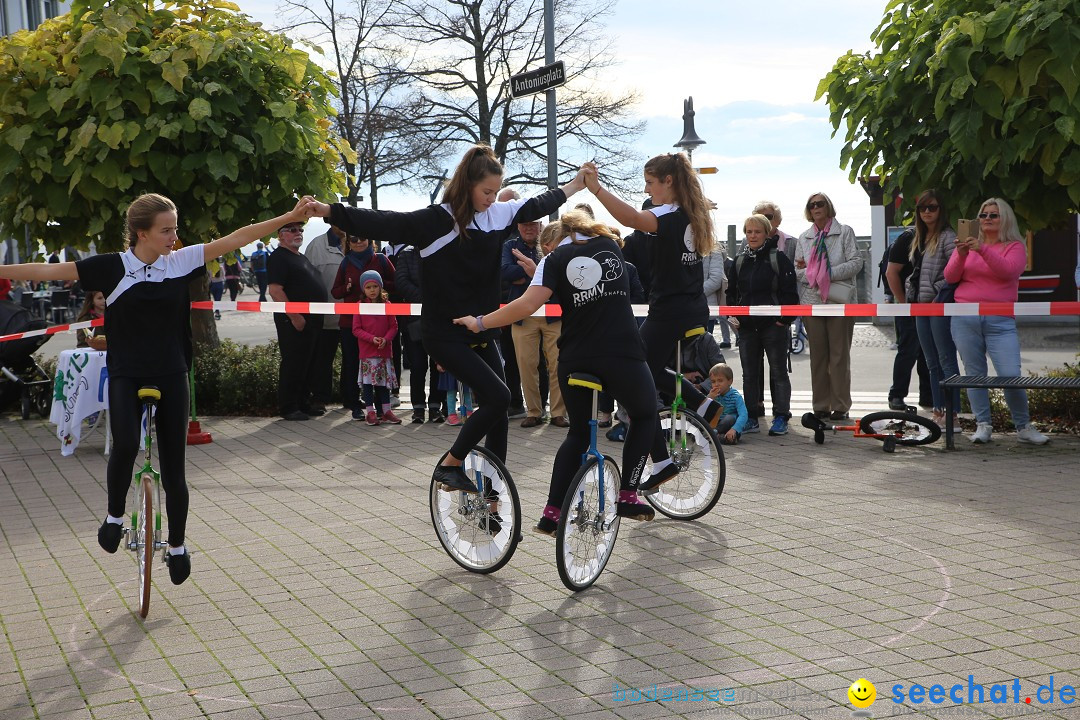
[411,412,425,424]
[888,398,907,411]
[534,517,557,537]
[617,500,655,521]
[166,549,191,585]
[481,512,504,535]
[428,413,445,424]
[829,410,849,421]
[301,404,326,417]
[639,463,679,495]
[98,521,123,554]
[282,410,309,421]
[432,465,478,493]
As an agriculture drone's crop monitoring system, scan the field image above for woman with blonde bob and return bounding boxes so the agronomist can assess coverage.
[455,210,672,535]
[945,198,1047,445]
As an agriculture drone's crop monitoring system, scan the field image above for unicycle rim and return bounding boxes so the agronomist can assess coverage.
[136,475,153,619]
[556,456,621,591]
[429,447,521,574]
[645,409,725,520]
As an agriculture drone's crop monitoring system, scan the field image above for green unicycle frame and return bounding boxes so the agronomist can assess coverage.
[127,386,165,619]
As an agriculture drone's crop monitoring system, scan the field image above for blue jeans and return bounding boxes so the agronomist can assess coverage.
[950,315,1030,427]
[915,315,960,412]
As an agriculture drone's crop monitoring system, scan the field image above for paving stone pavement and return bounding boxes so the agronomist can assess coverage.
[1,411,1078,720]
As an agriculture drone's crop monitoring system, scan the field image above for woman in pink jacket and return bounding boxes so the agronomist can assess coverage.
[352,270,400,425]
[945,198,1047,445]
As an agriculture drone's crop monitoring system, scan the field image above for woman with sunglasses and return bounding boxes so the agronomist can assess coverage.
[793,192,862,420]
[944,198,1048,445]
[899,190,960,426]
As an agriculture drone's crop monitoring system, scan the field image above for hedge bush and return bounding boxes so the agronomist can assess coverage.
[191,340,342,416]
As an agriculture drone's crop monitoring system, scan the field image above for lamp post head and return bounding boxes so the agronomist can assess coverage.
[674,96,706,157]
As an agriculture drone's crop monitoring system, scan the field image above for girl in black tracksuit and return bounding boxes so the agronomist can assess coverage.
[0,194,314,586]
[454,211,665,534]
[583,155,723,472]
[310,145,586,493]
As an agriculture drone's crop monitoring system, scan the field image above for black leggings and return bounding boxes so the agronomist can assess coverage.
[639,316,709,460]
[548,359,659,508]
[423,335,510,463]
[106,372,190,547]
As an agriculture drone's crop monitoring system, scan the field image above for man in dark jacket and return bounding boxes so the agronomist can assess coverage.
[395,245,445,423]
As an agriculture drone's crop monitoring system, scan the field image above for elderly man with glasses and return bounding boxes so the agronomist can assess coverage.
[267,221,328,421]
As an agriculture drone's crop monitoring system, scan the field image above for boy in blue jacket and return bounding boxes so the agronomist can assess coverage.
[706,363,748,444]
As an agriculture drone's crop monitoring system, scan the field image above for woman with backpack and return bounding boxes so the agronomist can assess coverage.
[727,213,799,436]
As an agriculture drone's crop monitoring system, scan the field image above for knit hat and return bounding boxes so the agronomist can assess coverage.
[359,270,383,288]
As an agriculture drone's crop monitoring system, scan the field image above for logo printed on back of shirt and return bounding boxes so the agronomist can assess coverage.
[682,227,700,266]
[567,252,626,307]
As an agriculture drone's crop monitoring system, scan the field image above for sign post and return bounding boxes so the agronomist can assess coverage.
[510,60,566,99]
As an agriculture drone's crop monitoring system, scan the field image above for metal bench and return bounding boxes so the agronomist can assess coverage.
[940,374,1080,449]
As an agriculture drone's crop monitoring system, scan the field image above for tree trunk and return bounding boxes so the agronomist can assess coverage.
[189,273,219,351]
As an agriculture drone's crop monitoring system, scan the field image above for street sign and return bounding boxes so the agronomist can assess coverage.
[696,167,718,175]
[510,61,566,98]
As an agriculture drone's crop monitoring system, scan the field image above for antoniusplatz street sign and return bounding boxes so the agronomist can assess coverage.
[510,61,566,98]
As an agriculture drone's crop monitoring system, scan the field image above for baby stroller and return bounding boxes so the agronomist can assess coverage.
[0,300,53,419]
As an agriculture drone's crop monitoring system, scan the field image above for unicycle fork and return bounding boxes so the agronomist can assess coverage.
[126,386,165,619]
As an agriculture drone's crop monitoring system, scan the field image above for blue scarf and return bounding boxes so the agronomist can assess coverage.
[344,245,374,273]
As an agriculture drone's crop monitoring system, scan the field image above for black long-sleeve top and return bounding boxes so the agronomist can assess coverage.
[329,189,567,342]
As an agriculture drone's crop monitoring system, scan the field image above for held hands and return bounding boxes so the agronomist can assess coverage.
[452,316,481,333]
[295,195,331,219]
[581,162,601,194]
[564,166,588,196]
[373,336,384,348]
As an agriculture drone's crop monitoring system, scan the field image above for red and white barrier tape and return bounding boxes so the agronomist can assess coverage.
[3,301,1079,344]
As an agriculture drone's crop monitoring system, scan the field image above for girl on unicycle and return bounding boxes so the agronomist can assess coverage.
[455,211,661,534]
[581,155,725,491]
[0,194,317,585]
[305,146,587,493]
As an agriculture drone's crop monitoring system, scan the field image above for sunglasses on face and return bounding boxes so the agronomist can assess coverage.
[760,213,774,220]
[918,204,940,212]
[978,212,1000,220]
[807,200,827,210]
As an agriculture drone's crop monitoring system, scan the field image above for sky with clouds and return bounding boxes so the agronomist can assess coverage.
[234,0,889,241]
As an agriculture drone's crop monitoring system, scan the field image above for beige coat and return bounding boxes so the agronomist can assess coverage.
[793,221,862,304]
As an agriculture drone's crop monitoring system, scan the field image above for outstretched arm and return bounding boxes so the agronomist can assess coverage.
[582,162,658,233]
[454,285,553,333]
[0,261,79,283]
[202,198,317,263]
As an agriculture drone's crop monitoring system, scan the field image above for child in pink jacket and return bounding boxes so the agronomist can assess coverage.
[352,270,400,425]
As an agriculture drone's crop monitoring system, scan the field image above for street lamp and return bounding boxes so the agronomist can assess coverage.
[674,96,706,161]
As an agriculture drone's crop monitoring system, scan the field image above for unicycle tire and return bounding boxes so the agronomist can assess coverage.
[135,475,153,619]
[556,455,621,592]
[645,409,725,521]
[859,411,941,446]
[429,447,521,574]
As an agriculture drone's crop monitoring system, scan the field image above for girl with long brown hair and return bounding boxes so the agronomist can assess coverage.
[307,145,587,496]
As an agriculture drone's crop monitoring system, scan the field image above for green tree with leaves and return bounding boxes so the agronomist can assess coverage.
[0,0,352,254]
[817,0,1080,229]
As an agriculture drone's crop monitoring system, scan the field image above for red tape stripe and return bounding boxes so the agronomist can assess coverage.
[3,302,1079,344]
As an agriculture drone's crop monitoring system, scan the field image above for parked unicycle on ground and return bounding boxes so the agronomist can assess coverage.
[556,373,621,591]
[800,409,940,453]
[126,386,166,619]
[429,380,521,573]
[644,327,725,520]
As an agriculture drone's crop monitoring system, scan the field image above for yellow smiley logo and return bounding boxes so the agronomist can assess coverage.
[848,678,876,708]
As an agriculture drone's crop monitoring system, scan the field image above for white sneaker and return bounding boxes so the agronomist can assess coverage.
[390,394,401,408]
[970,423,993,444]
[1016,426,1049,445]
